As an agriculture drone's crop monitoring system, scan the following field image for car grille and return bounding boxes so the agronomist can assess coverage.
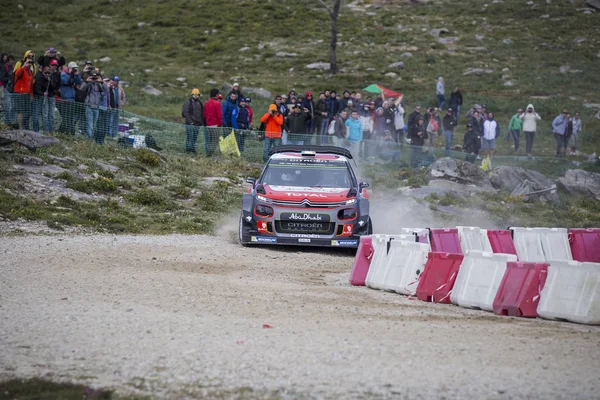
[271,198,346,208]
[275,221,336,235]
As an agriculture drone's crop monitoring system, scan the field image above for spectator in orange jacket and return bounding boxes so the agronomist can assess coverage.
[13,57,34,129]
[261,103,284,161]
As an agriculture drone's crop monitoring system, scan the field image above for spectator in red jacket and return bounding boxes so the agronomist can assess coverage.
[13,58,34,129]
[203,88,223,156]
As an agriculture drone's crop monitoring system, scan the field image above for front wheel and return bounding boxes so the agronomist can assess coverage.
[239,214,250,247]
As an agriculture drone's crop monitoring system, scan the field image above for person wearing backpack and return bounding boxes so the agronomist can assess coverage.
[182,88,204,154]
[231,97,251,152]
[1,55,16,126]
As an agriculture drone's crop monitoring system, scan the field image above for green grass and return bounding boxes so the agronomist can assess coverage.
[1,0,598,155]
[0,378,115,400]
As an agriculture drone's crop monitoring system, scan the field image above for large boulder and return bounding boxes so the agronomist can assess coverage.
[490,166,558,202]
[0,130,60,151]
[557,169,600,200]
[428,157,493,188]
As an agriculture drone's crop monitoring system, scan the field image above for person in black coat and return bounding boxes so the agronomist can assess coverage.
[407,105,422,131]
[449,88,463,122]
[408,117,428,167]
[463,122,481,163]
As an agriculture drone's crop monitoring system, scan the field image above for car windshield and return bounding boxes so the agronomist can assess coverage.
[262,160,352,188]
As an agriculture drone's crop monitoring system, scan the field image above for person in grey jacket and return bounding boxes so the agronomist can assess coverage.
[551,109,568,157]
[80,72,108,142]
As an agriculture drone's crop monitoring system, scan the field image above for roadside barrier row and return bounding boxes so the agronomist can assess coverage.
[349,227,600,325]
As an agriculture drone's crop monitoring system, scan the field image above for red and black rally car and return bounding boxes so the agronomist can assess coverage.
[239,145,372,248]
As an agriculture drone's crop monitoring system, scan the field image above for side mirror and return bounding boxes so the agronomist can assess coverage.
[246,177,256,185]
[359,182,369,190]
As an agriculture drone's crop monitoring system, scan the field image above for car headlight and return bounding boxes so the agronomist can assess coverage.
[255,204,274,217]
[345,198,356,205]
[257,194,271,203]
[338,208,356,220]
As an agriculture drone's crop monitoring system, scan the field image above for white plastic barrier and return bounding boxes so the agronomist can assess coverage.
[365,234,418,290]
[450,250,518,311]
[537,260,600,325]
[457,226,493,253]
[375,240,429,295]
[511,227,572,262]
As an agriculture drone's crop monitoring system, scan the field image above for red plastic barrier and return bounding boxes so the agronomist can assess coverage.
[416,252,464,303]
[349,236,374,286]
[569,228,600,262]
[492,262,548,318]
[429,228,462,253]
[487,230,517,256]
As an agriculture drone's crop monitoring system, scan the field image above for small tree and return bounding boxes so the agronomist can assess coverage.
[318,0,342,74]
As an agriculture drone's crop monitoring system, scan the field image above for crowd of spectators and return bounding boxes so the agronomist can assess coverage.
[0,48,126,144]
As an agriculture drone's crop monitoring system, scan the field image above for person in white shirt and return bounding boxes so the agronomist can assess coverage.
[482,112,500,158]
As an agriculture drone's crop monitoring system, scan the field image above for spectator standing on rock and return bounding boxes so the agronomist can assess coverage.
[570,111,582,155]
[1,55,16,126]
[407,105,422,131]
[463,122,480,163]
[81,72,109,143]
[204,89,223,156]
[436,77,445,110]
[231,97,250,152]
[302,91,315,139]
[284,103,311,145]
[449,88,463,122]
[332,108,349,148]
[482,111,500,159]
[551,109,568,157]
[442,108,457,156]
[507,108,523,152]
[222,92,238,127]
[108,76,126,137]
[345,110,363,157]
[32,64,59,133]
[182,88,204,154]
[13,56,34,130]
[315,92,328,145]
[408,116,428,167]
[260,103,284,162]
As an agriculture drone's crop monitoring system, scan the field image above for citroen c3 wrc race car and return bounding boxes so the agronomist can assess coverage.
[239,145,372,248]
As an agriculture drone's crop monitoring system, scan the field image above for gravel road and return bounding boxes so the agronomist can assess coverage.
[1,234,599,399]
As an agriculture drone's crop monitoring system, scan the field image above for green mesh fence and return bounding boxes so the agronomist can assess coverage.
[1,92,579,177]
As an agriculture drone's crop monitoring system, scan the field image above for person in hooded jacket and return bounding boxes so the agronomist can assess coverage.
[222,92,238,127]
[261,103,284,162]
[32,64,60,132]
[231,97,251,152]
[463,122,480,163]
[408,117,428,167]
[14,50,38,76]
[13,57,34,129]
[315,92,329,145]
[520,103,541,158]
[182,88,204,154]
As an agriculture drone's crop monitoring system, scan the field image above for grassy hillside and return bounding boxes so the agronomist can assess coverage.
[2,0,599,154]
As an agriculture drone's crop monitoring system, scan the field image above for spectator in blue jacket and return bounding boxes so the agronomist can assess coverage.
[326,91,341,119]
[231,97,251,152]
[222,92,238,127]
[58,61,82,134]
[345,110,363,157]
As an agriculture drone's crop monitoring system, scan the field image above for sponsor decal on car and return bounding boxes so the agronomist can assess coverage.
[251,236,277,243]
[331,240,358,247]
[281,212,330,222]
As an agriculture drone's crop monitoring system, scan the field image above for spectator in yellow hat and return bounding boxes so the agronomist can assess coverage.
[182,88,204,154]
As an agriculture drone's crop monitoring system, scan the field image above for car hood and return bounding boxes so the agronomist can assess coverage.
[262,184,352,202]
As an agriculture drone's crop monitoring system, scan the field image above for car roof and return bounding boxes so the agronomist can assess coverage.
[267,145,353,159]
[270,153,349,162]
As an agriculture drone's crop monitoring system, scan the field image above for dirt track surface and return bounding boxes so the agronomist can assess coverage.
[1,234,599,399]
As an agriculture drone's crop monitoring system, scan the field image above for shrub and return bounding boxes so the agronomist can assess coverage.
[133,149,161,167]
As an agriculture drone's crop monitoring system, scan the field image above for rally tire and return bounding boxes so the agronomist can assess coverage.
[239,214,250,247]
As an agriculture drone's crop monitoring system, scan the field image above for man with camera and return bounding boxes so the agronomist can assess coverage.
[107,76,126,137]
[32,61,60,133]
[13,57,34,129]
[58,61,83,134]
[80,72,108,142]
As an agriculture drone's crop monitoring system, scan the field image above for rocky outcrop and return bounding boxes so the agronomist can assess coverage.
[428,157,493,188]
[490,166,558,202]
[557,169,600,200]
[0,130,60,151]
